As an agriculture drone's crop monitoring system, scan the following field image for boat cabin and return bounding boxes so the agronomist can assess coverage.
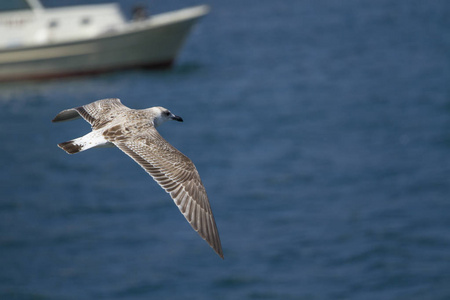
[0,0,126,48]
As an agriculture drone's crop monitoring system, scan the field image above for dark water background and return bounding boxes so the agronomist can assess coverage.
[1,0,450,299]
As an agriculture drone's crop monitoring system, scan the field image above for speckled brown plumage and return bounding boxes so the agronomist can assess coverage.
[53,98,223,258]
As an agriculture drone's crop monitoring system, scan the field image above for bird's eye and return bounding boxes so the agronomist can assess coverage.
[164,111,171,116]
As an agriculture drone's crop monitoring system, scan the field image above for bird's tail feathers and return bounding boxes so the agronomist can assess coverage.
[58,140,83,154]
[57,131,113,154]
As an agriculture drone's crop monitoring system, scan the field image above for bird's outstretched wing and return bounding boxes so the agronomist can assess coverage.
[52,98,129,129]
[103,123,224,258]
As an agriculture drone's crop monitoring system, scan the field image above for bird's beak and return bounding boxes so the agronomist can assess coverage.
[171,114,183,122]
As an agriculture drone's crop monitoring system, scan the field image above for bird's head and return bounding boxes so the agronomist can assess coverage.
[151,106,183,127]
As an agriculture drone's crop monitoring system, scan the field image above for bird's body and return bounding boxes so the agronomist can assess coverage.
[53,98,223,258]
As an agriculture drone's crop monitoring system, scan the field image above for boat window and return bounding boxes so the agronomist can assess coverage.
[49,20,58,28]
[81,17,91,26]
[0,0,31,12]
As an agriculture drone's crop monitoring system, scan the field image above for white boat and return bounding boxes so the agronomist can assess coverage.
[0,0,209,81]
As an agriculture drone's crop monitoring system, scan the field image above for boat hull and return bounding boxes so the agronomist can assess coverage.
[0,5,208,81]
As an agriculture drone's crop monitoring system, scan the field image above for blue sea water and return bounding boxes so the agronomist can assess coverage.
[1,0,450,299]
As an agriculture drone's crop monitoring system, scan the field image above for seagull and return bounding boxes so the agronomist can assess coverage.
[52,98,223,259]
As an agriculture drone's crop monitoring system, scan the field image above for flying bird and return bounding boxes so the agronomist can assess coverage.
[52,98,223,258]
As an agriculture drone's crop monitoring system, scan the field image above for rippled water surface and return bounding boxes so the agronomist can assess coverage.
[1,0,450,299]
